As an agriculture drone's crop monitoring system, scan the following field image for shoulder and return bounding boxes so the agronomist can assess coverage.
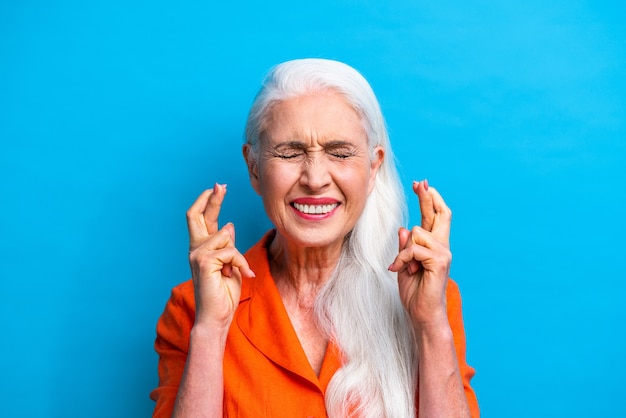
[445,278,467,334]
[171,279,194,301]
[446,278,463,307]
[156,280,195,336]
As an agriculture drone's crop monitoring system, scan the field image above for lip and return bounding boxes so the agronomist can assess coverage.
[290,197,341,220]
[292,197,340,205]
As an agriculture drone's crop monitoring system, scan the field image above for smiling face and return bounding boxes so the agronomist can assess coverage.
[244,91,384,251]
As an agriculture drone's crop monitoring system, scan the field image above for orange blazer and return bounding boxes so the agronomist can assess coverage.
[151,231,479,417]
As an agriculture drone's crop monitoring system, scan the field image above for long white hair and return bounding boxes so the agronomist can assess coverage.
[244,58,417,418]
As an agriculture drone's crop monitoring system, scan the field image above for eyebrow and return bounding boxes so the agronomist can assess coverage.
[272,139,356,149]
[322,140,356,148]
[273,141,307,149]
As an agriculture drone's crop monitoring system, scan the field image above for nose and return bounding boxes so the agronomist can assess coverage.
[299,155,331,192]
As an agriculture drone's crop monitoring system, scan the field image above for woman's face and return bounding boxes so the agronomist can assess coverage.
[244,91,384,250]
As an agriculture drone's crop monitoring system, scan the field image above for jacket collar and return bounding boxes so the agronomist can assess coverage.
[236,230,342,392]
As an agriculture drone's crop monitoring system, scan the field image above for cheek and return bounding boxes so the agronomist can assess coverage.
[258,163,295,197]
[332,167,371,209]
[338,161,372,187]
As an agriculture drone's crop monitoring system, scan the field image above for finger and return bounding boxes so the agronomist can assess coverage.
[190,225,255,279]
[186,183,226,250]
[428,187,452,248]
[223,222,235,242]
[389,226,448,271]
[214,248,256,279]
[414,180,435,232]
[398,227,420,274]
[388,240,436,272]
[398,227,410,251]
[187,188,215,246]
[189,226,234,260]
[221,223,235,277]
[409,225,445,251]
[192,246,255,279]
[203,183,227,236]
[390,240,451,278]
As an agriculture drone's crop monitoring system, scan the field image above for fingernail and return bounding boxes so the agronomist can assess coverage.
[388,263,394,271]
[423,179,429,191]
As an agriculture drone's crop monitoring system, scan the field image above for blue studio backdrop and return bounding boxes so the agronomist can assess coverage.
[1,1,625,416]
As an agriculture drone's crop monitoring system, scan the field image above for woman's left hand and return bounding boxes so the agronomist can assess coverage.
[388,180,453,330]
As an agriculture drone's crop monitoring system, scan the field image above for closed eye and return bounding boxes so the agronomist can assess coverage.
[278,151,304,159]
[328,151,352,159]
[326,146,356,159]
[269,142,306,159]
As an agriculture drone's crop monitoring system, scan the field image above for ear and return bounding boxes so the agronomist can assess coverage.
[367,146,384,195]
[242,144,261,195]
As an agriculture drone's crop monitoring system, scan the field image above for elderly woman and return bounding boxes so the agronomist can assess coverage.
[151,58,479,417]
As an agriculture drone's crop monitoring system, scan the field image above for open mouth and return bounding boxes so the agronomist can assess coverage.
[292,202,339,215]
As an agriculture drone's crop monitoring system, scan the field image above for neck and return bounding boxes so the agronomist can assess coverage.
[268,231,344,308]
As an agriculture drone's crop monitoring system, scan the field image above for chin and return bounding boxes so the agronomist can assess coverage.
[278,225,348,250]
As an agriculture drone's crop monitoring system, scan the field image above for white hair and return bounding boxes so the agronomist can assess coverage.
[244,58,417,418]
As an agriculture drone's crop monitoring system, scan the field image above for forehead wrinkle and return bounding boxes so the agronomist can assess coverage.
[269,131,346,150]
[261,94,368,150]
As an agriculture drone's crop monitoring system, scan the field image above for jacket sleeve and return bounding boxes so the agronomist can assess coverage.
[446,279,480,417]
[150,281,196,418]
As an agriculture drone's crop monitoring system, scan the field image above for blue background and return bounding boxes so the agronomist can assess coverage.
[1,1,624,416]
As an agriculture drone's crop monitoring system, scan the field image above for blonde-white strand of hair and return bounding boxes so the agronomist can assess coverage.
[244,58,418,418]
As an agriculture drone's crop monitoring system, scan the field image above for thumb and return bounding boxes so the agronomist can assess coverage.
[398,227,410,251]
[223,223,235,246]
[221,223,235,277]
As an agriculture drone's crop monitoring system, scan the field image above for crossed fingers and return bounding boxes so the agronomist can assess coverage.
[389,180,452,273]
[187,183,227,251]
[186,183,255,279]
[413,180,451,248]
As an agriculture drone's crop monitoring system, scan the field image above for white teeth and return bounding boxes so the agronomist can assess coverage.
[293,202,338,214]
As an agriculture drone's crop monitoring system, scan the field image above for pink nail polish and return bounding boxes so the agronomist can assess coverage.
[423,179,429,191]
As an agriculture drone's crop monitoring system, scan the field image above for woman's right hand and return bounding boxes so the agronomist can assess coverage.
[186,183,255,330]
